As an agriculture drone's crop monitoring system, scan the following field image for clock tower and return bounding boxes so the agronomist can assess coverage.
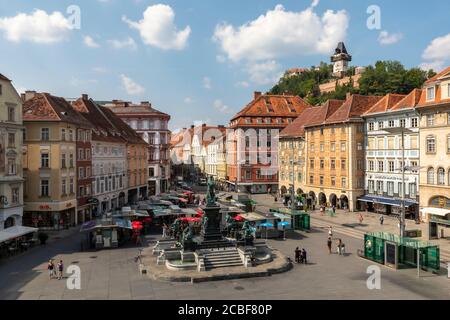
[331,42,352,78]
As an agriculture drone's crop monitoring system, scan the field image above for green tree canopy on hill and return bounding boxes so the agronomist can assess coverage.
[269,60,436,105]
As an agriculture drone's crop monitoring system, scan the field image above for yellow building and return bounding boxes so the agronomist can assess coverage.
[304,96,381,211]
[0,74,24,230]
[416,67,450,227]
[22,92,92,229]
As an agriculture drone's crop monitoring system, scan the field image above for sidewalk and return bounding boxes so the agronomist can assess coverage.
[250,193,450,261]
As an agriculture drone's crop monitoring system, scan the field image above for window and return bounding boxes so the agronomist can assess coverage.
[357,159,363,170]
[12,188,19,204]
[411,118,418,128]
[378,161,384,172]
[426,135,436,153]
[310,144,315,152]
[377,181,383,194]
[61,154,66,169]
[330,142,335,152]
[61,129,66,141]
[341,177,347,189]
[319,176,324,185]
[448,113,450,125]
[410,161,418,173]
[357,142,362,151]
[61,178,67,195]
[7,107,15,122]
[8,133,15,148]
[438,168,445,185]
[331,127,335,134]
[309,176,314,184]
[78,149,84,160]
[387,182,394,196]
[341,159,346,170]
[320,143,324,152]
[378,121,384,129]
[41,128,50,141]
[427,87,435,101]
[400,119,406,128]
[331,159,336,170]
[388,161,395,172]
[79,167,84,179]
[331,176,336,187]
[40,180,49,197]
[368,180,375,193]
[69,154,74,168]
[310,159,314,169]
[427,114,435,127]
[368,122,374,131]
[256,169,262,180]
[41,153,49,168]
[320,159,325,169]
[398,182,404,197]
[70,178,74,194]
[7,159,16,175]
[358,125,364,133]
[340,142,346,152]
[427,168,435,184]
[410,183,417,198]
[369,160,374,171]
[388,120,395,128]
[320,128,324,135]
[69,130,73,141]
[79,186,85,197]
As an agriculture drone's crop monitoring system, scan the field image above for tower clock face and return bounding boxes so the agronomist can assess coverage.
[334,61,345,73]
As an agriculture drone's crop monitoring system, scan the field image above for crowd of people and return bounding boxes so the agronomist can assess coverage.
[47,259,64,280]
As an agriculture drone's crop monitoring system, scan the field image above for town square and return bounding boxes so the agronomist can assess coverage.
[0,0,450,303]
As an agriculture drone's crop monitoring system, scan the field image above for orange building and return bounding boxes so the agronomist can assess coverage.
[227,92,310,194]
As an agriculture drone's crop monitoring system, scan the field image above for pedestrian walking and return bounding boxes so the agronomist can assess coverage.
[358,213,364,225]
[327,236,332,254]
[328,226,333,238]
[57,260,64,280]
[337,239,343,255]
[47,260,55,279]
[301,248,307,264]
[379,215,384,225]
[295,247,301,263]
[332,205,336,215]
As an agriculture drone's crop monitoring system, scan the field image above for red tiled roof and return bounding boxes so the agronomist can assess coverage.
[280,99,345,137]
[425,66,450,84]
[363,93,406,116]
[323,94,383,125]
[72,97,145,144]
[23,93,92,128]
[390,89,422,111]
[230,94,310,123]
[102,100,170,119]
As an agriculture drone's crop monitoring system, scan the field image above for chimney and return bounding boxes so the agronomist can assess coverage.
[346,92,352,100]
[24,90,37,101]
[82,94,88,100]
[254,91,262,100]
[112,99,119,104]
[20,93,25,102]
[191,125,195,129]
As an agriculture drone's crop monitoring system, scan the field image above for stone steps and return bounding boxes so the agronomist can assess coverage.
[203,248,244,270]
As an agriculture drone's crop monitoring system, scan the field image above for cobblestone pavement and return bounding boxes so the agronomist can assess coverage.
[0,218,449,299]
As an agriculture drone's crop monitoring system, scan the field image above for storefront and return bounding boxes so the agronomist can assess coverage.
[358,195,418,220]
[23,200,77,230]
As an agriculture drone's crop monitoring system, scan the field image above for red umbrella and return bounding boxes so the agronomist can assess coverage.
[196,209,204,217]
[233,215,245,221]
[132,221,143,230]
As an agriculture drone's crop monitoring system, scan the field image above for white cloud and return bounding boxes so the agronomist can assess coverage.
[184,97,193,104]
[212,2,349,62]
[236,81,250,88]
[122,4,191,50]
[420,33,450,72]
[213,99,232,114]
[0,9,73,43]
[92,66,108,73]
[247,60,283,85]
[120,74,145,95]
[378,31,403,45]
[84,35,100,48]
[203,77,212,89]
[108,37,137,50]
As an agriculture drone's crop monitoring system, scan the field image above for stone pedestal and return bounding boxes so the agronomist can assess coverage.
[199,205,223,242]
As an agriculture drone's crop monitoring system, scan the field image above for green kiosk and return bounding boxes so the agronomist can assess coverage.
[270,208,310,231]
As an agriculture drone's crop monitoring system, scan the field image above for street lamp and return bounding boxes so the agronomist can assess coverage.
[383,127,413,238]
[289,145,303,215]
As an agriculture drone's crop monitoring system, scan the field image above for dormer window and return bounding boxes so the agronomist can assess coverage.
[265,98,274,113]
[245,118,251,124]
[427,86,435,101]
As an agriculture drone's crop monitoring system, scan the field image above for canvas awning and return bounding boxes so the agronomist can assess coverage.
[358,195,417,207]
[238,212,266,222]
[421,207,450,217]
[0,226,38,244]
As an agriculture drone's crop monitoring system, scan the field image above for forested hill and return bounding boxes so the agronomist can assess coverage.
[269,61,436,105]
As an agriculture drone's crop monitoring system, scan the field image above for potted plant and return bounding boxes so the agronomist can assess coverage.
[38,232,48,245]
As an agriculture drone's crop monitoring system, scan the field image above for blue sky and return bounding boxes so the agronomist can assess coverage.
[0,0,449,131]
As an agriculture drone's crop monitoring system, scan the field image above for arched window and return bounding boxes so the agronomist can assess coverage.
[427,167,435,184]
[438,168,446,185]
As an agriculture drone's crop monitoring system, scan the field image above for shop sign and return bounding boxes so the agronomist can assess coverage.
[39,205,51,210]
